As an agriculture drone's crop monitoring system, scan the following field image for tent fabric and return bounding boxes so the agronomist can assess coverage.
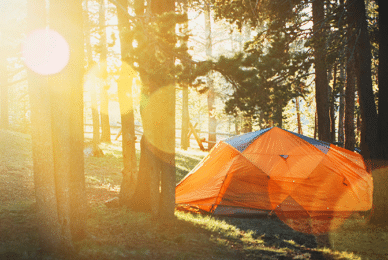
[175,127,373,216]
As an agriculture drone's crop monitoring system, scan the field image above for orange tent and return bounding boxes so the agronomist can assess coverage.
[176,127,373,219]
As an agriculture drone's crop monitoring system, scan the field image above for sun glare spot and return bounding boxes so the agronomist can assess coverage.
[22,29,70,75]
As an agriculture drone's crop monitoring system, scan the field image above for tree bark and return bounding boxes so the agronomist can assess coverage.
[127,0,176,221]
[235,114,240,135]
[181,0,190,150]
[181,85,189,150]
[330,65,337,143]
[338,63,345,146]
[27,0,63,252]
[337,0,345,146]
[205,2,217,150]
[100,88,111,142]
[117,71,137,202]
[273,100,283,128]
[126,135,152,211]
[121,0,154,211]
[345,2,356,151]
[351,0,383,160]
[370,0,388,226]
[312,0,331,142]
[85,0,100,144]
[296,97,303,134]
[158,84,176,220]
[314,111,318,139]
[49,0,86,244]
[91,87,100,144]
[99,0,111,143]
[27,0,86,253]
[180,0,190,151]
[151,0,176,221]
[377,2,388,158]
[344,59,356,151]
[69,2,87,240]
[116,0,138,205]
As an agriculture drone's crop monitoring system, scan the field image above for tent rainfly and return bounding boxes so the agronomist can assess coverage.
[176,127,373,218]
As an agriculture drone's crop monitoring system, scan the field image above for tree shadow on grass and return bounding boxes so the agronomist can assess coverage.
[179,213,334,260]
[175,152,203,183]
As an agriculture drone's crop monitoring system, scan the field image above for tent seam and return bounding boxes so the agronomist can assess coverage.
[226,143,270,178]
[210,156,239,213]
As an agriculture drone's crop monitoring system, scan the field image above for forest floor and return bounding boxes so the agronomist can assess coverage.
[0,129,387,260]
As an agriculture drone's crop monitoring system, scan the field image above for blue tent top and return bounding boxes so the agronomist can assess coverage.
[224,127,331,154]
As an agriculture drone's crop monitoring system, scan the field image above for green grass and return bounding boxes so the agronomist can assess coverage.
[1,130,387,259]
[175,147,206,182]
[80,141,388,260]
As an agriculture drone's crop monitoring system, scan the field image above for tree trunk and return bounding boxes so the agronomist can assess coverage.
[141,82,176,219]
[338,63,345,146]
[180,0,190,151]
[312,0,331,142]
[85,0,100,144]
[296,97,302,134]
[121,0,150,210]
[116,0,138,205]
[273,100,283,128]
[330,65,337,143]
[126,135,152,211]
[49,0,86,244]
[158,85,176,220]
[344,58,356,151]
[205,2,217,150]
[235,114,240,135]
[345,4,356,151]
[28,0,86,253]
[150,0,176,222]
[127,0,176,220]
[27,0,63,252]
[99,0,111,143]
[261,110,271,129]
[350,0,383,159]
[117,70,137,202]
[314,111,317,139]
[91,87,100,144]
[338,0,345,146]
[356,107,361,145]
[100,88,111,142]
[369,1,388,226]
[377,2,388,158]
[369,160,388,226]
[242,116,253,133]
[181,85,189,150]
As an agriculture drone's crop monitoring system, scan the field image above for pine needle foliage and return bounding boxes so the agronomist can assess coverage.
[209,0,313,126]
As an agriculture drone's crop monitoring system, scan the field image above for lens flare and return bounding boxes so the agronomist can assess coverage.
[141,85,176,159]
[22,29,70,75]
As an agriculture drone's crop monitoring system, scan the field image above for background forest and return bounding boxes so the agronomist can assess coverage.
[0,0,388,259]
